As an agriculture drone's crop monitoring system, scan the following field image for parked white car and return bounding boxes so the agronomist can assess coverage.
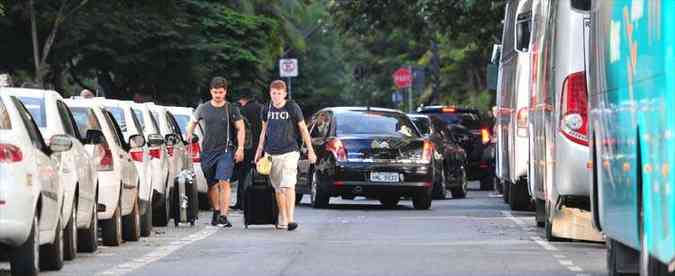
[166,106,208,207]
[146,104,192,213]
[64,99,143,245]
[7,88,98,261]
[0,93,71,275]
[97,99,155,236]
[130,102,172,226]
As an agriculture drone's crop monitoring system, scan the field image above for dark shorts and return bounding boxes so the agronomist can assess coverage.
[201,149,235,187]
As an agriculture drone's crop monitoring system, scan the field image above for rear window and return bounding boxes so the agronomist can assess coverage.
[409,116,431,136]
[133,108,145,130]
[174,114,190,135]
[0,98,11,129]
[70,107,102,138]
[421,111,482,129]
[336,111,420,138]
[17,96,46,127]
[105,106,127,132]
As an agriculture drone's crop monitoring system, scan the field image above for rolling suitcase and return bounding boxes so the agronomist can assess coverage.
[172,169,199,226]
[242,169,278,228]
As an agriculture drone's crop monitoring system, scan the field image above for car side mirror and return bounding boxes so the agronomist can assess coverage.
[128,134,146,148]
[147,133,164,146]
[84,129,105,145]
[49,134,73,153]
[165,133,178,146]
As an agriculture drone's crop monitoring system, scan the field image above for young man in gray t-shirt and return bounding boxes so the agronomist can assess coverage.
[187,77,245,227]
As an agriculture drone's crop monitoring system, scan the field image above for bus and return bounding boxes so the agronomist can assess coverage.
[588,0,675,274]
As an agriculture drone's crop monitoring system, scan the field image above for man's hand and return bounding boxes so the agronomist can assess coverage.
[308,150,317,164]
[235,147,244,163]
[254,148,263,163]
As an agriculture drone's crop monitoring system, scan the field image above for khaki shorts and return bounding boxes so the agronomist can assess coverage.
[268,151,300,191]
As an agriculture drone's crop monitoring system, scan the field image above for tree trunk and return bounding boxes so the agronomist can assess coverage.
[29,0,42,85]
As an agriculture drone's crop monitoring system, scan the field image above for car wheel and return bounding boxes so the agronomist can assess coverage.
[39,217,64,270]
[479,176,495,191]
[102,200,123,246]
[198,193,210,210]
[606,238,639,276]
[153,180,170,227]
[535,199,545,228]
[10,214,39,276]
[140,200,153,237]
[509,178,529,211]
[433,168,449,199]
[310,171,329,209]
[63,201,78,261]
[450,168,467,199]
[123,199,141,242]
[641,227,672,276]
[379,195,400,209]
[544,201,564,242]
[412,190,432,210]
[503,180,510,203]
[295,193,304,204]
[77,201,98,253]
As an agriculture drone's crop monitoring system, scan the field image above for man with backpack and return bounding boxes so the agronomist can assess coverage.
[255,80,316,231]
[186,77,245,227]
[230,88,263,210]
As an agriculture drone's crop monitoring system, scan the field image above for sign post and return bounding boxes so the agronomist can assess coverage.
[279,59,298,99]
[393,67,413,112]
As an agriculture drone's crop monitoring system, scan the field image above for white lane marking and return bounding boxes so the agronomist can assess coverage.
[559,260,574,266]
[568,266,584,272]
[500,210,528,227]
[553,254,566,259]
[96,228,218,276]
[530,236,559,251]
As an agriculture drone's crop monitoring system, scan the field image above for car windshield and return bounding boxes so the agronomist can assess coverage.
[105,106,127,132]
[409,116,431,136]
[17,96,46,128]
[173,114,190,135]
[336,111,420,138]
[133,108,145,131]
[70,107,102,138]
[0,98,11,129]
[423,111,481,129]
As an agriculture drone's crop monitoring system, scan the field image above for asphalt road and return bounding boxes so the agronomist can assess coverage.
[1,182,607,276]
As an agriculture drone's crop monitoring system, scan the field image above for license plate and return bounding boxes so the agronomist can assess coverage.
[370,172,400,183]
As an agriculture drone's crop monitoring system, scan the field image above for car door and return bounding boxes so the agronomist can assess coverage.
[301,112,331,191]
[103,110,137,193]
[57,100,96,215]
[12,96,61,233]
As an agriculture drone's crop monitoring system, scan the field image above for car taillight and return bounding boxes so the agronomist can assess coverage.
[326,138,347,161]
[481,128,490,144]
[166,145,174,157]
[422,140,433,162]
[130,150,144,162]
[560,71,589,146]
[97,144,114,171]
[0,144,23,163]
[149,148,161,159]
[516,107,529,137]
[190,143,201,163]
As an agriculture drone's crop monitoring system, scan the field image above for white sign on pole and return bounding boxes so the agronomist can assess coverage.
[279,59,298,77]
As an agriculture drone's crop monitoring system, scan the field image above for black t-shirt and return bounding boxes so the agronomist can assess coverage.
[240,100,263,152]
[261,101,304,155]
[192,101,242,152]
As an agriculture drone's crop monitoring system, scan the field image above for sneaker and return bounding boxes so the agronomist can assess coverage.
[287,222,298,231]
[211,211,220,226]
[219,216,232,228]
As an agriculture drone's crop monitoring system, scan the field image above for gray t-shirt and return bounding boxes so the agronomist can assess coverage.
[192,101,242,152]
[261,101,304,155]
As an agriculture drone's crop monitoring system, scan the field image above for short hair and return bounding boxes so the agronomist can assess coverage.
[210,77,228,90]
[80,89,95,98]
[270,80,286,91]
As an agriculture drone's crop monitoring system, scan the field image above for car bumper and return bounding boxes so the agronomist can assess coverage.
[555,136,591,197]
[0,172,36,247]
[324,161,433,196]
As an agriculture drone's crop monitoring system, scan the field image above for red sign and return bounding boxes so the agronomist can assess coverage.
[393,67,412,89]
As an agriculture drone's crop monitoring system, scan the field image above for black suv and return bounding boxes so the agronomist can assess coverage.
[416,106,495,190]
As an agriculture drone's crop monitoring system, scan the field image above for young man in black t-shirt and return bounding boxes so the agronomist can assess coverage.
[186,77,245,227]
[255,80,316,231]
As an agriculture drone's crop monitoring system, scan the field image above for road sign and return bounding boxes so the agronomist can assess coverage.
[280,59,298,77]
[393,67,412,89]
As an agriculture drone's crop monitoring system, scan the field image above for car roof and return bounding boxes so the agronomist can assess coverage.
[319,106,406,115]
[407,113,429,119]
[416,105,480,114]
[0,87,62,100]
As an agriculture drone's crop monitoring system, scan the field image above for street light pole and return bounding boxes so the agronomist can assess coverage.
[408,65,413,113]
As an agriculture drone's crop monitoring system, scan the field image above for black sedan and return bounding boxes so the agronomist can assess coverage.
[295,107,441,210]
[408,114,468,199]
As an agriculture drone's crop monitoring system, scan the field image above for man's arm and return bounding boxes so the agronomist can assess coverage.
[254,121,267,162]
[186,120,196,140]
[235,120,245,149]
[298,120,316,163]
